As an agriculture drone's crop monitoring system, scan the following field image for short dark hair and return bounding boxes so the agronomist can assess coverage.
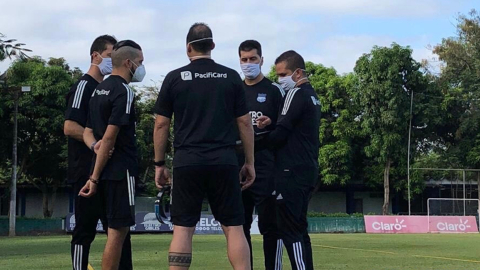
[275,50,305,72]
[90,35,117,56]
[186,22,213,53]
[238,40,262,57]
[113,40,142,51]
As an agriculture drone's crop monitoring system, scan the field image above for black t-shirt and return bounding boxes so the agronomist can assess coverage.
[154,58,248,168]
[237,77,284,179]
[276,83,321,177]
[65,74,98,183]
[86,75,138,181]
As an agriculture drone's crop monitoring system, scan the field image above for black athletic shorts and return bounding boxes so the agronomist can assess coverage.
[99,174,136,229]
[171,165,244,227]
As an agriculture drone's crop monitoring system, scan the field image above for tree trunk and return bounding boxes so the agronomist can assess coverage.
[382,159,391,215]
[41,181,57,218]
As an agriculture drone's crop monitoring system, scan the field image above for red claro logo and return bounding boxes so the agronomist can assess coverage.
[372,219,407,231]
[436,219,471,231]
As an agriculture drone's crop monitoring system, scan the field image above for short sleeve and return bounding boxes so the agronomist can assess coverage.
[153,73,174,118]
[64,80,94,126]
[233,73,248,118]
[108,84,134,126]
[277,88,304,131]
[270,83,285,127]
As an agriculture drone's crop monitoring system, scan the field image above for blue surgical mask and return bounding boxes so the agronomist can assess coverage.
[93,56,112,75]
[240,63,261,80]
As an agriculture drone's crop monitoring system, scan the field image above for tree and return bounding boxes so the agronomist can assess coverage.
[5,57,75,217]
[433,9,480,198]
[354,43,428,214]
[0,33,31,61]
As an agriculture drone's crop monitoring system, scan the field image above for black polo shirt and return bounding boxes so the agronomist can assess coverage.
[87,75,138,180]
[65,74,98,183]
[154,58,248,168]
[238,77,284,179]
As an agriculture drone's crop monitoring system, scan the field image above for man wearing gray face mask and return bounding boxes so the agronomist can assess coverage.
[80,40,144,270]
[238,40,285,270]
[65,35,134,270]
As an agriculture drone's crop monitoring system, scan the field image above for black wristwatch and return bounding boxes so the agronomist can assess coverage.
[154,160,166,167]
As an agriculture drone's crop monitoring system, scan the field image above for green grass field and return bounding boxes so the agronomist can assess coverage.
[1,233,480,269]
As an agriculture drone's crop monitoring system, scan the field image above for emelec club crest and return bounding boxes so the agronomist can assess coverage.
[257,93,267,103]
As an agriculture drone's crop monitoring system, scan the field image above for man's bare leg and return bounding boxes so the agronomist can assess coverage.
[102,227,129,270]
[223,225,251,270]
[169,225,195,270]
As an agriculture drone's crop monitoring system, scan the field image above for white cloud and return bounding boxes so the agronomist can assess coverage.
[0,0,473,84]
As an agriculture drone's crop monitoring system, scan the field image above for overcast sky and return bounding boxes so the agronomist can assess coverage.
[0,0,478,86]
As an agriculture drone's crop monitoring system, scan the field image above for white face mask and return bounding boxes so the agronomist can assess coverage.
[129,60,146,83]
[240,63,261,80]
[92,55,112,75]
[278,69,307,91]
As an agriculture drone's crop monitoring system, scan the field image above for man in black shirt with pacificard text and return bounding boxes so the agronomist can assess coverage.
[153,23,255,270]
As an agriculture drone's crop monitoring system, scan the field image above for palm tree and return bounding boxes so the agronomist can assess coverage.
[0,33,31,61]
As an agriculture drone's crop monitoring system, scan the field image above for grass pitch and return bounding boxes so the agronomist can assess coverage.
[1,233,480,269]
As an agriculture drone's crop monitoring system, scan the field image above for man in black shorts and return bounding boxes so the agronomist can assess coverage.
[153,23,255,270]
[238,40,284,270]
[79,40,145,270]
[257,51,321,270]
[64,35,133,270]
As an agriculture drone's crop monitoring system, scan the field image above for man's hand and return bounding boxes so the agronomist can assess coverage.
[239,163,255,191]
[256,116,272,129]
[79,180,98,198]
[94,140,114,158]
[155,165,171,189]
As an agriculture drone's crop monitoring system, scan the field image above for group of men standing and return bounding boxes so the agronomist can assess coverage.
[64,23,321,270]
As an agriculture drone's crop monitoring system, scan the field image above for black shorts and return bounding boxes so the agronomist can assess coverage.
[171,165,244,227]
[99,175,136,229]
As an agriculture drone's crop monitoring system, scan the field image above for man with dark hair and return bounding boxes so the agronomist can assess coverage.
[153,23,254,270]
[238,39,284,270]
[64,35,133,270]
[79,39,145,270]
[257,50,321,270]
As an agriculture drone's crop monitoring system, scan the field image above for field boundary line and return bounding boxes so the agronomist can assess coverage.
[412,255,480,264]
[313,244,396,255]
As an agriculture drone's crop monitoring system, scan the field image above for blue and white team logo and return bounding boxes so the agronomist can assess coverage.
[311,96,320,106]
[257,93,267,103]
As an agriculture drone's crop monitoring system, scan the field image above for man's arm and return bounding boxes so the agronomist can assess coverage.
[154,115,171,162]
[237,113,255,165]
[64,120,85,142]
[83,127,97,150]
[90,125,119,181]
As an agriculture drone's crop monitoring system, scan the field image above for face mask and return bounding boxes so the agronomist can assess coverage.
[92,55,112,75]
[240,63,261,80]
[278,69,307,91]
[187,37,213,61]
[129,60,146,83]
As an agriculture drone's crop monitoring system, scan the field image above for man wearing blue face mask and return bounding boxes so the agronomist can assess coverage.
[256,50,321,270]
[80,39,144,270]
[65,35,133,270]
[238,40,285,270]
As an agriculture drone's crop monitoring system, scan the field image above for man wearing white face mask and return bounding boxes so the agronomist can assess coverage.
[154,23,255,270]
[64,35,133,270]
[238,40,285,270]
[80,40,144,270]
[256,51,321,270]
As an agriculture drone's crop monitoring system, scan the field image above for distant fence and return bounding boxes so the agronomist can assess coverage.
[0,217,63,236]
[1,216,367,235]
